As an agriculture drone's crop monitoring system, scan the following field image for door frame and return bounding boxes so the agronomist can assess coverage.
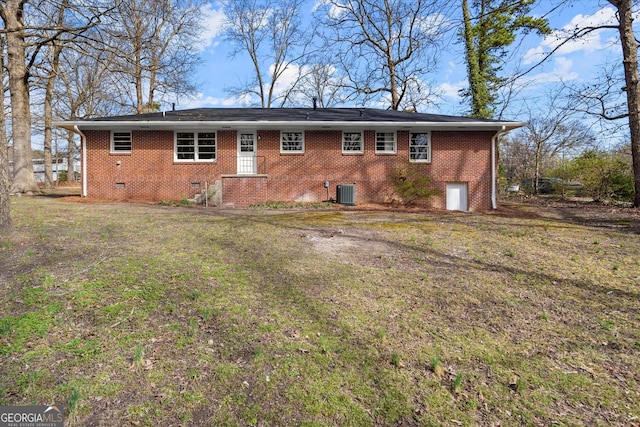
[237,131,257,174]
[446,182,468,211]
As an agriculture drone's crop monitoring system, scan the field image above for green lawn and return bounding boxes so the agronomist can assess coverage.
[1,196,638,426]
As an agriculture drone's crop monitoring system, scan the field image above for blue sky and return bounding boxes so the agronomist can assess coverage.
[180,0,636,121]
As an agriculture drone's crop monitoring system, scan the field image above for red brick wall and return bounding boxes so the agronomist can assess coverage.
[83,128,496,210]
[430,131,495,210]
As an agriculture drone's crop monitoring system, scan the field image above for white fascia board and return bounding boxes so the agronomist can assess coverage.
[54,120,526,132]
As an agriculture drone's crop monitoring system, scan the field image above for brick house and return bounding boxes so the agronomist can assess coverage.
[55,108,524,211]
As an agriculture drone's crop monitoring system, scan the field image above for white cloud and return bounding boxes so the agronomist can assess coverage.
[565,6,618,28]
[438,80,465,99]
[269,63,305,99]
[311,0,347,20]
[523,7,619,64]
[197,3,226,52]
[178,93,241,109]
[417,13,450,38]
[310,0,326,13]
[520,57,579,88]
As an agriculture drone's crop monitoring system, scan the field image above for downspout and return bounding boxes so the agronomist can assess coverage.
[491,126,506,210]
[74,126,87,197]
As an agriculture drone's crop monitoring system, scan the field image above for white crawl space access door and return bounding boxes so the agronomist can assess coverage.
[446,183,468,211]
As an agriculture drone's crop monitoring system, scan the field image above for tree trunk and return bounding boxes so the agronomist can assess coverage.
[43,1,68,188]
[66,131,76,182]
[0,140,9,233]
[462,0,491,119]
[4,0,38,195]
[462,0,478,116]
[534,143,542,194]
[135,51,144,113]
[0,33,10,233]
[43,44,59,188]
[0,99,10,232]
[611,0,640,207]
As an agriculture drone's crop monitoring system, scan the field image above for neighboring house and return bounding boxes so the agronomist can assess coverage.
[55,108,524,211]
[7,146,80,183]
[33,158,81,183]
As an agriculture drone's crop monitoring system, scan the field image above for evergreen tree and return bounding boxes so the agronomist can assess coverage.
[461,0,550,118]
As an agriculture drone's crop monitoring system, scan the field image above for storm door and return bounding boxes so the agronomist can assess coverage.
[238,132,257,174]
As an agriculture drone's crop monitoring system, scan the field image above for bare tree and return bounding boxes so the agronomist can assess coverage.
[563,62,629,142]
[57,47,130,119]
[40,0,70,188]
[0,33,10,233]
[500,132,535,184]
[221,0,312,108]
[104,0,203,113]
[500,87,596,191]
[55,46,128,182]
[315,0,446,110]
[0,0,104,194]
[0,132,8,233]
[1,0,38,194]
[515,0,640,206]
[287,62,349,108]
[522,117,595,193]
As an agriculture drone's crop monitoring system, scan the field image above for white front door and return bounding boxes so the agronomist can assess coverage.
[446,183,468,211]
[238,132,257,174]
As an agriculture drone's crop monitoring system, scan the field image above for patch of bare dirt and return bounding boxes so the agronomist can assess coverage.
[306,228,397,266]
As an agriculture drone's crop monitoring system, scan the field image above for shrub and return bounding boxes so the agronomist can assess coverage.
[389,163,439,206]
[563,151,634,202]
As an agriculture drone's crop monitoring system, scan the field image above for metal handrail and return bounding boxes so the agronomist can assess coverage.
[188,163,215,182]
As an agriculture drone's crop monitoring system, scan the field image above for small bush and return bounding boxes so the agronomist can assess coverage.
[562,150,634,202]
[389,163,439,206]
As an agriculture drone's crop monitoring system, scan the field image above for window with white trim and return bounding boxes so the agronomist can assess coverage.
[409,132,431,162]
[111,131,132,153]
[342,131,363,153]
[375,131,396,153]
[175,131,217,161]
[281,131,304,153]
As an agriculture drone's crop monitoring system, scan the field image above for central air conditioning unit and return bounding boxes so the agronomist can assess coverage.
[336,184,356,206]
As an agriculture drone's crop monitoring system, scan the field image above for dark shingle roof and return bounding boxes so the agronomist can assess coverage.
[89,107,505,124]
[55,107,525,132]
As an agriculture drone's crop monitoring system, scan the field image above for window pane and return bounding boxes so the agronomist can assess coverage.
[343,132,362,152]
[175,132,217,161]
[282,132,303,151]
[177,146,195,160]
[112,131,131,151]
[198,146,216,159]
[240,133,254,152]
[177,133,195,145]
[410,133,430,161]
[176,132,195,160]
[376,132,395,152]
[197,132,216,160]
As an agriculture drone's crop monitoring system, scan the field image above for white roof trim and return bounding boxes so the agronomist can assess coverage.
[55,120,526,132]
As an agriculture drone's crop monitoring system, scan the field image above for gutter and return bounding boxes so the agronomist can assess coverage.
[491,126,506,210]
[73,126,87,198]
